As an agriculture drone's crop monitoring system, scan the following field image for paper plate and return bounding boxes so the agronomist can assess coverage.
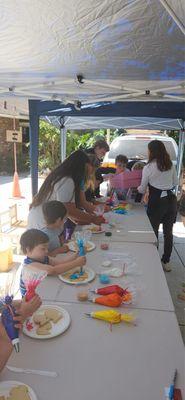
[0,381,37,399]
[82,225,105,234]
[23,305,71,339]
[59,267,95,285]
[67,240,96,252]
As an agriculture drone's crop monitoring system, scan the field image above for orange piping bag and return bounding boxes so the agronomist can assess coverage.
[93,293,123,307]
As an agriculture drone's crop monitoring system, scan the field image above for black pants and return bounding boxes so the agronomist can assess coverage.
[147,196,177,263]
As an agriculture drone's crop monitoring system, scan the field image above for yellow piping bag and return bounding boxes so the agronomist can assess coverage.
[85,309,135,325]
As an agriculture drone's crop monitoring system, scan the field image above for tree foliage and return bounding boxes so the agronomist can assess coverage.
[39,121,61,170]
[38,121,119,170]
[38,121,184,172]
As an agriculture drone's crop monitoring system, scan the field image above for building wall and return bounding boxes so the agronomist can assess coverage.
[0,116,20,173]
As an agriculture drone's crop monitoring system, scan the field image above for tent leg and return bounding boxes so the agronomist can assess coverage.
[60,126,67,162]
[176,127,185,195]
[29,100,39,197]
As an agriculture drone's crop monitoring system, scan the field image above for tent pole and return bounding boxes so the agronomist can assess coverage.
[176,123,185,195]
[60,119,66,162]
[29,100,39,197]
[106,129,111,145]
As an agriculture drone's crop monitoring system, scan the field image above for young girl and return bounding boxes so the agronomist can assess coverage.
[138,140,178,271]
[28,150,104,231]
[105,154,130,200]
[20,229,86,297]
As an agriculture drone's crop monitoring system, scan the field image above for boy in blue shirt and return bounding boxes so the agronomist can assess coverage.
[42,201,69,256]
[20,228,86,297]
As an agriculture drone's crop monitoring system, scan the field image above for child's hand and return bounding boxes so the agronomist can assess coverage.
[16,295,42,322]
[75,256,86,267]
[64,252,78,262]
[93,215,105,225]
[13,316,23,331]
[60,245,69,253]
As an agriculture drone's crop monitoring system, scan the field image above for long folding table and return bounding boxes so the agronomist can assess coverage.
[1,302,184,400]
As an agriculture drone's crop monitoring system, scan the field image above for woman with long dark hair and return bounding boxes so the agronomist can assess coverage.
[138,140,178,271]
[28,150,104,230]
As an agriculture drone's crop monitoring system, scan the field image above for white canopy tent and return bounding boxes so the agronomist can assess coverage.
[0,0,184,108]
[44,115,184,131]
[0,0,184,195]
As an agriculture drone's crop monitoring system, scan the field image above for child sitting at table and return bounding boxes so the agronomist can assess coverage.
[105,155,130,200]
[128,161,146,201]
[19,229,86,297]
[42,200,69,256]
[0,294,41,371]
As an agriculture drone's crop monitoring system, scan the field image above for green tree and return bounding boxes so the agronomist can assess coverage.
[39,121,61,170]
[38,122,120,170]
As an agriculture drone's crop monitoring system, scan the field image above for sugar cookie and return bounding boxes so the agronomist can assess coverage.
[77,291,88,301]
[7,385,31,400]
[36,321,52,335]
[44,309,62,323]
[33,313,49,326]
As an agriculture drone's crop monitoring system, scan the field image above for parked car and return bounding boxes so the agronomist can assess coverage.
[102,134,178,167]
[100,134,178,196]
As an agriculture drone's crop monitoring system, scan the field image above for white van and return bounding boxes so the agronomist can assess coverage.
[100,134,178,196]
[102,134,178,167]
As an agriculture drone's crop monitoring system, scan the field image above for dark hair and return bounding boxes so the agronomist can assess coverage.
[115,154,128,165]
[30,150,90,208]
[94,140,109,152]
[20,229,49,254]
[148,140,172,171]
[88,154,100,168]
[42,201,67,224]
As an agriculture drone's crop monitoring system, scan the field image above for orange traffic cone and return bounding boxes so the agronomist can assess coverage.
[12,171,24,198]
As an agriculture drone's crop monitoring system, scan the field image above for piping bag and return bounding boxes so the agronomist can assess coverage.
[22,267,47,302]
[1,295,19,352]
[85,309,135,325]
[0,271,20,353]
[77,238,85,274]
[91,292,132,307]
[91,285,126,296]
[92,293,123,307]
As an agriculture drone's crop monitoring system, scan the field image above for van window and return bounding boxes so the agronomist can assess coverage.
[108,139,177,161]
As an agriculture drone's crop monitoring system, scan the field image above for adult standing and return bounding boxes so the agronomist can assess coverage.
[27,150,104,230]
[138,140,178,272]
[85,139,115,198]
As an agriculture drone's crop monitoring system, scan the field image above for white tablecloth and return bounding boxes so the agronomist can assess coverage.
[96,204,157,244]
[1,302,184,400]
[56,242,174,312]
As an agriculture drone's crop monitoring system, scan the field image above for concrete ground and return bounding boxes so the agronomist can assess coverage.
[159,221,185,343]
[1,174,185,342]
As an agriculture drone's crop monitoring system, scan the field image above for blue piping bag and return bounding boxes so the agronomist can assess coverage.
[1,295,20,353]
